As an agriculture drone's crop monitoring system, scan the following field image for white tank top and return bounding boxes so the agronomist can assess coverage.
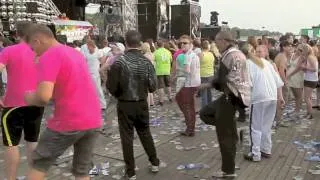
[304,60,319,81]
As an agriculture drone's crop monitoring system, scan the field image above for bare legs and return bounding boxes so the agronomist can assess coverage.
[290,88,303,114]
[317,88,320,107]
[304,86,314,116]
[158,87,172,104]
[4,146,20,180]
[148,93,155,107]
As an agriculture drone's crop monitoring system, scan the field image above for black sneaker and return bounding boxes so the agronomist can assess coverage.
[180,131,195,137]
[261,152,272,159]
[212,171,237,179]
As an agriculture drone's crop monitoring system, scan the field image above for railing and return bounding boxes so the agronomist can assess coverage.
[47,0,61,16]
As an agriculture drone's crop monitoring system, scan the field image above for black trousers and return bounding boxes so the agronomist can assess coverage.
[236,105,246,119]
[117,100,160,177]
[200,95,238,174]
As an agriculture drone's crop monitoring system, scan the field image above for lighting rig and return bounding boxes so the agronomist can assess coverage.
[0,0,56,32]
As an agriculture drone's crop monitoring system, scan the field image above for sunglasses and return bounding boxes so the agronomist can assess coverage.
[181,42,189,45]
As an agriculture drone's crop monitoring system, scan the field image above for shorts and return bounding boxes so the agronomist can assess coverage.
[1,106,44,146]
[304,80,318,89]
[157,75,171,89]
[32,128,99,176]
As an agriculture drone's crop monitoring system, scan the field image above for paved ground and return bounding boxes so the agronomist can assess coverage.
[0,91,320,180]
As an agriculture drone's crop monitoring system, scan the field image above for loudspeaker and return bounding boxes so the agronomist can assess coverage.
[171,5,190,39]
[138,0,157,40]
[171,4,201,39]
[200,26,221,41]
[104,6,122,24]
[75,0,87,7]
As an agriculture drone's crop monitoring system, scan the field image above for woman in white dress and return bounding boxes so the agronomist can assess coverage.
[288,43,319,119]
[286,46,304,117]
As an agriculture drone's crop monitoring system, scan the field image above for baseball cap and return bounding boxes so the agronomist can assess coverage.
[110,42,125,52]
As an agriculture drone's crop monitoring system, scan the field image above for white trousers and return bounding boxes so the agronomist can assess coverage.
[250,100,277,157]
[92,75,107,109]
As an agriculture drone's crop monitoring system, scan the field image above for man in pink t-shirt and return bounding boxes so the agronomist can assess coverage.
[0,22,44,180]
[24,24,102,180]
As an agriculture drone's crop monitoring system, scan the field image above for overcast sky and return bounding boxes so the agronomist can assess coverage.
[171,0,318,34]
[86,0,319,34]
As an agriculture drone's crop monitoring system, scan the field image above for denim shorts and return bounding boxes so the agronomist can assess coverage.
[31,128,99,176]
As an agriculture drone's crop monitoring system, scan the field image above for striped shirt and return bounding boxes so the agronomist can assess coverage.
[107,49,157,101]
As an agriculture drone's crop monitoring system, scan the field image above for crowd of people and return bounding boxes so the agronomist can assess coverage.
[0,21,319,180]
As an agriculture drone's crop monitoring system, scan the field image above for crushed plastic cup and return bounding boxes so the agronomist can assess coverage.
[160,161,167,168]
[63,172,72,177]
[308,169,320,175]
[177,165,186,170]
[114,162,125,167]
[202,147,210,150]
[101,169,109,176]
[293,176,303,180]
[305,155,320,162]
[184,146,197,151]
[176,145,184,150]
[150,117,162,127]
[291,166,302,170]
[177,163,210,170]
[200,143,207,147]
[213,143,219,148]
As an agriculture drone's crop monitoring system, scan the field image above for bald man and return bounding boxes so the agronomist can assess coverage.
[25,24,102,180]
[199,31,251,179]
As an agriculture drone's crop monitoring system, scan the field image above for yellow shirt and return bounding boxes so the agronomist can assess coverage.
[200,51,215,77]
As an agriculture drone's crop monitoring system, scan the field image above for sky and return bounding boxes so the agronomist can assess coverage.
[86,0,320,34]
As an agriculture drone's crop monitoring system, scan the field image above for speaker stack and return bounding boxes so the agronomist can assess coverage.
[137,0,157,40]
[171,1,201,39]
[52,0,86,20]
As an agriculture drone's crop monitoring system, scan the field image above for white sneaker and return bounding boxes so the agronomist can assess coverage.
[128,175,137,180]
[244,152,261,162]
[151,165,159,173]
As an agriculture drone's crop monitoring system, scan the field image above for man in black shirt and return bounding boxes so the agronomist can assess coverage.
[106,30,160,180]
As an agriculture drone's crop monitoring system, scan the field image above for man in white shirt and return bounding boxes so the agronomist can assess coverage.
[81,39,107,110]
[240,43,285,162]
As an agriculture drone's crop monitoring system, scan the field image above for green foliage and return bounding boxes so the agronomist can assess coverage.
[230,27,282,37]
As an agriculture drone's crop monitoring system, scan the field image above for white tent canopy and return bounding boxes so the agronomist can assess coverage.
[53,20,93,27]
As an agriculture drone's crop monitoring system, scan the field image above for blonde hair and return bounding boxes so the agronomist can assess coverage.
[210,42,221,57]
[248,36,258,49]
[201,40,210,50]
[298,43,313,56]
[141,42,151,53]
